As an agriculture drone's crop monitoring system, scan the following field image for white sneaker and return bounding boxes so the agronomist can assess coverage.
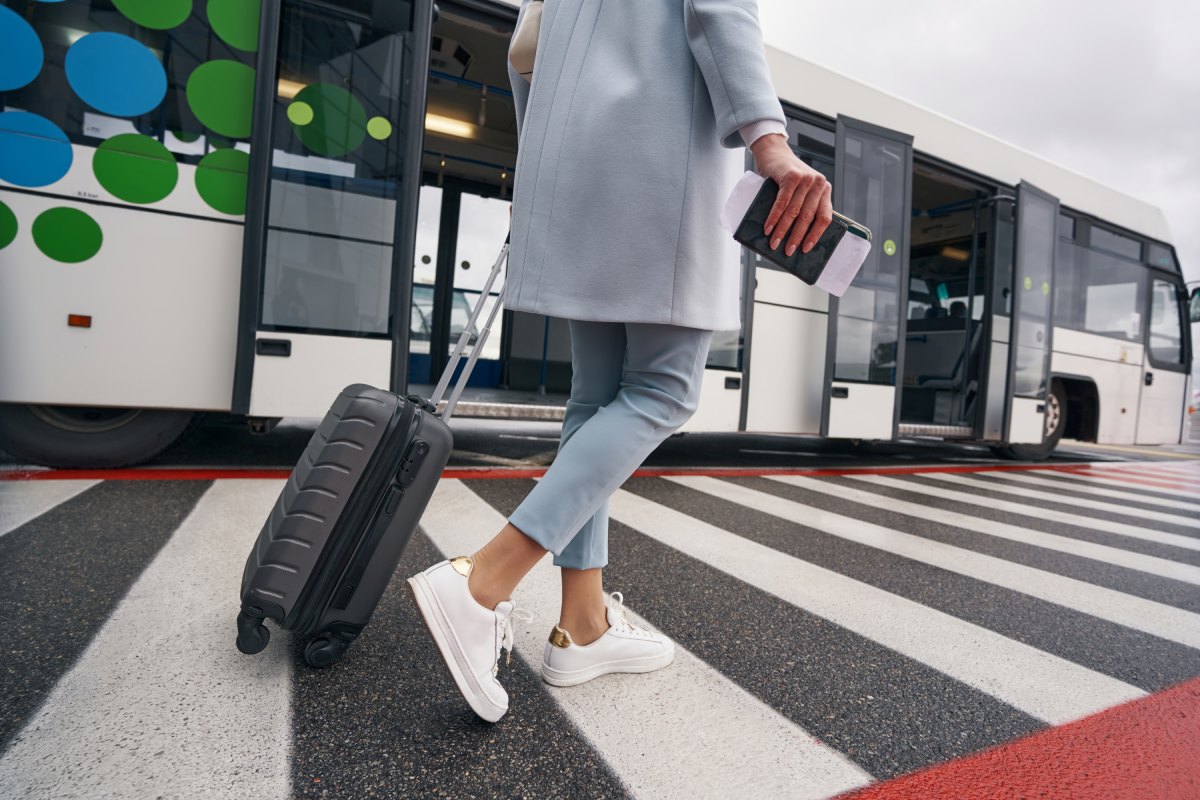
[406,556,530,722]
[541,591,675,687]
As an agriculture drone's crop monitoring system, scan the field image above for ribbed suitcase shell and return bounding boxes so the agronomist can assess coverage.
[236,230,509,667]
[236,384,451,666]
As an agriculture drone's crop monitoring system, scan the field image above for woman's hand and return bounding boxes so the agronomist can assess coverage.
[749,133,833,256]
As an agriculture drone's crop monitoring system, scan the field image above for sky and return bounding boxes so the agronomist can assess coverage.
[757,0,1200,285]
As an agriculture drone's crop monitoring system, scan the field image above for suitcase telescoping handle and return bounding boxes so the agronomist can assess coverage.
[428,230,511,422]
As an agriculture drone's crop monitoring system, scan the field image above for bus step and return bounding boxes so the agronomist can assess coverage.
[433,400,566,422]
[897,423,975,439]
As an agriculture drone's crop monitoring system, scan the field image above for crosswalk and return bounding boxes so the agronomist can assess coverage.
[0,459,1197,799]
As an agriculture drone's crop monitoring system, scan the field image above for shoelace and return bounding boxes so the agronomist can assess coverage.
[497,606,535,670]
[604,591,654,639]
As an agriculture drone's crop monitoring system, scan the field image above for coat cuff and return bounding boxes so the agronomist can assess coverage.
[738,118,787,150]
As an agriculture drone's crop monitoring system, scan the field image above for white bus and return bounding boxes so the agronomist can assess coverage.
[0,0,1195,467]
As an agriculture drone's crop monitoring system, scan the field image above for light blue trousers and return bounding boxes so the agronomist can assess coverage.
[508,320,713,570]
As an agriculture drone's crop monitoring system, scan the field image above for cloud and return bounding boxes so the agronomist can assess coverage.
[760,0,1200,284]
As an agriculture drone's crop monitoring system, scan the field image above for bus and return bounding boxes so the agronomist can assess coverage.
[0,0,1195,468]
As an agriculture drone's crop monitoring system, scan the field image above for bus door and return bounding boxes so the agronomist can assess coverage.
[821,117,913,439]
[232,0,433,419]
[1135,271,1189,444]
[1000,181,1059,444]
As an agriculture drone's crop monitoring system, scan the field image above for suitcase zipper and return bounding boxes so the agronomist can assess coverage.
[288,400,418,635]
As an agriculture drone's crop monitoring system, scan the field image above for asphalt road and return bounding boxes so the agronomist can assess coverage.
[1,423,1198,799]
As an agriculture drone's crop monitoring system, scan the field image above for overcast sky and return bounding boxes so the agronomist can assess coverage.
[758,0,1200,284]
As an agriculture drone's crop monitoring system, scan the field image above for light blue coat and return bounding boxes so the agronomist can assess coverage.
[504,0,786,332]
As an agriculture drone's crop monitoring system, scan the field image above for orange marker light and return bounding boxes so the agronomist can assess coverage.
[67,314,92,328]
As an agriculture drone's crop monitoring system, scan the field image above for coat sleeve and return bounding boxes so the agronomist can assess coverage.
[684,0,787,149]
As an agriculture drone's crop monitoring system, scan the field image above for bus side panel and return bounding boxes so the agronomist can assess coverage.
[745,302,826,434]
[0,184,241,411]
[1051,328,1142,445]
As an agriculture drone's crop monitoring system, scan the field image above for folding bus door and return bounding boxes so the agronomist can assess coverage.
[821,117,913,439]
[1003,181,1058,444]
[231,0,433,418]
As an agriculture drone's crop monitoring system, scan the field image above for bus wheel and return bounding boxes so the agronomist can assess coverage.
[0,403,194,469]
[991,379,1067,461]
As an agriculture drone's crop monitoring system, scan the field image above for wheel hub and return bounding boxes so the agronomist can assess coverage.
[1044,392,1061,437]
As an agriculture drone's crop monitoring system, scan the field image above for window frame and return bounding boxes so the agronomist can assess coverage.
[1143,270,1189,373]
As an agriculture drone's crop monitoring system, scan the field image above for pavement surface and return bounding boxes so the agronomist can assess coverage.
[1,421,1198,799]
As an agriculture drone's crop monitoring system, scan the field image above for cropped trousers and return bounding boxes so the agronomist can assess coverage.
[507,320,713,570]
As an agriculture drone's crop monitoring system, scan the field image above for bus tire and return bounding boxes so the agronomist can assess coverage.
[991,379,1067,461]
[0,403,195,469]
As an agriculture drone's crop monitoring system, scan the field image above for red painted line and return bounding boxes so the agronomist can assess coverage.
[0,461,1140,482]
[1061,467,1200,493]
[834,675,1200,800]
[1105,467,1200,487]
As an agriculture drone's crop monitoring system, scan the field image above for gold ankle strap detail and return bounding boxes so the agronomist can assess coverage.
[449,555,473,577]
[548,626,573,648]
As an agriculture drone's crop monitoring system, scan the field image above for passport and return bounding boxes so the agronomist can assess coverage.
[720,171,872,298]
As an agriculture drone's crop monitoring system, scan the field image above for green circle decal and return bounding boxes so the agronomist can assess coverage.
[195,147,249,215]
[207,0,260,52]
[1023,276,1033,291]
[287,100,314,126]
[367,116,392,140]
[0,200,16,250]
[882,239,896,256]
[33,207,102,263]
[93,133,178,204]
[1041,281,1050,296]
[186,60,255,138]
[292,83,367,157]
[113,0,192,30]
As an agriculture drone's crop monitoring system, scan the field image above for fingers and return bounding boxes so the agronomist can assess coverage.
[783,175,827,256]
[764,182,795,240]
[801,182,834,255]
[767,171,828,256]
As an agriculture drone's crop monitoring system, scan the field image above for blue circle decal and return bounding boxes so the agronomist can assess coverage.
[65,33,166,117]
[0,112,73,187]
[0,6,44,91]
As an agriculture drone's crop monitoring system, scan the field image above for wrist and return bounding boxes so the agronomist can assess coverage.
[749,131,787,160]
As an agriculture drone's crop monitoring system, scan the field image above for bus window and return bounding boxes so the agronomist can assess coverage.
[1148,279,1184,366]
[1090,226,1142,261]
[1147,243,1176,271]
[1054,239,1146,341]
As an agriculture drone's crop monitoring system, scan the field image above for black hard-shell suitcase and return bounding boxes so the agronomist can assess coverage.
[235,232,511,667]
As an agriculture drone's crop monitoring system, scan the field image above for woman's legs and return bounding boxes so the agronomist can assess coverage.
[469,321,712,612]
[467,319,625,611]
[508,321,712,554]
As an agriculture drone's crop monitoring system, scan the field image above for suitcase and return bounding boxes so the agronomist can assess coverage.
[235,232,511,667]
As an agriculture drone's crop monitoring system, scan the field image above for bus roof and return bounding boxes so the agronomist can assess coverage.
[764,45,1172,243]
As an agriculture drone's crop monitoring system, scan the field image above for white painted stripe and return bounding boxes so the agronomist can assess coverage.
[843,475,1200,583]
[0,479,100,538]
[608,488,1144,724]
[0,481,291,800]
[1040,469,1200,500]
[987,471,1200,513]
[670,475,1200,650]
[930,472,1200,531]
[420,479,873,799]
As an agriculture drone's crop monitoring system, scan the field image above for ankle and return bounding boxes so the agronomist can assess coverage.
[466,553,509,610]
[558,611,609,646]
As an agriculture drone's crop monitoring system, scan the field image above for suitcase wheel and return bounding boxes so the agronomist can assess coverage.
[235,611,271,655]
[304,633,350,668]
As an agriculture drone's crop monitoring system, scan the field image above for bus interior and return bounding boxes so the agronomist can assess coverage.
[900,166,994,435]
[410,3,572,406]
